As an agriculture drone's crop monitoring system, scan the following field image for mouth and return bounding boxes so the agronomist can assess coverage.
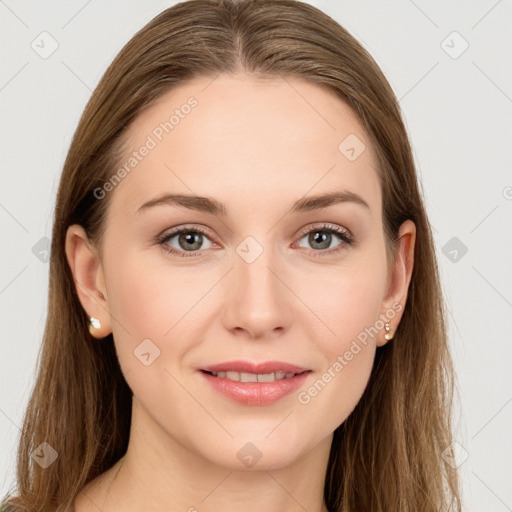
[198,361,312,405]
[200,369,308,382]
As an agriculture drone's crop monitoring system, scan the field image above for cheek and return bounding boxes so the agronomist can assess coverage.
[331,271,385,341]
[293,247,387,422]
[300,338,375,434]
[102,248,201,405]
[104,243,200,337]
[103,243,221,380]
[301,250,388,347]
[296,277,382,431]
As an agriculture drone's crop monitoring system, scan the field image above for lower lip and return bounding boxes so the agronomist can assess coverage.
[199,371,310,405]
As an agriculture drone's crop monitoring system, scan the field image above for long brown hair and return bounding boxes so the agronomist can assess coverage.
[1,1,462,510]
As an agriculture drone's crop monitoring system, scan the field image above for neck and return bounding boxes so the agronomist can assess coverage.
[78,398,333,512]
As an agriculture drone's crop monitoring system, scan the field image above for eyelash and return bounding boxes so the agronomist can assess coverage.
[157,223,355,258]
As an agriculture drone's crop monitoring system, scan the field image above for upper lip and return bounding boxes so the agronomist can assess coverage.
[200,360,310,374]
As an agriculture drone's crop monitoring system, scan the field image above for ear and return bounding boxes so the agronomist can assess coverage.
[65,224,112,338]
[377,219,416,347]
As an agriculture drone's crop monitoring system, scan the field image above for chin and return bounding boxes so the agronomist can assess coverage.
[200,434,310,472]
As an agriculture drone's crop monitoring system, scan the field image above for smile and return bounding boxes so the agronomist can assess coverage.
[202,370,302,382]
[199,371,310,405]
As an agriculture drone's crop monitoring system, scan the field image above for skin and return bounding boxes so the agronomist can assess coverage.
[66,73,415,512]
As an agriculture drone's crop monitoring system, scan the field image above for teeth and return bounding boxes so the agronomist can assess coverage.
[209,371,299,382]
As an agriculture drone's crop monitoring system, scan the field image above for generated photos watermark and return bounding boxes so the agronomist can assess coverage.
[297,301,403,405]
[93,96,198,200]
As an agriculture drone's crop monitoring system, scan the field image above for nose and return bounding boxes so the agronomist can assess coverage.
[221,244,291,339]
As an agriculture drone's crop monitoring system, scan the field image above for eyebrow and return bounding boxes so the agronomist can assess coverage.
[136,190,370,216]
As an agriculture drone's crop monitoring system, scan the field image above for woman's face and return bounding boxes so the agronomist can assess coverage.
[68,73,413,471]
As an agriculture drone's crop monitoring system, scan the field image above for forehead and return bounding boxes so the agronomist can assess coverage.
[112,73,381,215]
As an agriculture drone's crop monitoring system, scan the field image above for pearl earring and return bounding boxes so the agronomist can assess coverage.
[384,322,394,341]
[89,317,101,334]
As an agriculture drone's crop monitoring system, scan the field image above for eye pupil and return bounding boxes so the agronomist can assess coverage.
[309,231,331,250]
[179,232,202,251]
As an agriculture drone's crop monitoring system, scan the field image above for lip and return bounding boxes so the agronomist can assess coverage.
[200,360,310,374]
[199,372,310,406]
[198,360,311,406]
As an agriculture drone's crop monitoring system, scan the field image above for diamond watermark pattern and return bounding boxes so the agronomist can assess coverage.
[442,237,468,263]
[237,442,263,468]
[31,31,59,59]
[31,236,51,263]
[441,31,469,60]
[134,338,161,366]
[31,442,58,469]
[338,134,366,162]
[236,236,264,264]
[441,441,469,469]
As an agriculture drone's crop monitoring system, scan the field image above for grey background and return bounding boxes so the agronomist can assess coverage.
[1,0,511,510]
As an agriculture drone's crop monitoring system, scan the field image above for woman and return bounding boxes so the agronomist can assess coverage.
[1,0,462,510]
